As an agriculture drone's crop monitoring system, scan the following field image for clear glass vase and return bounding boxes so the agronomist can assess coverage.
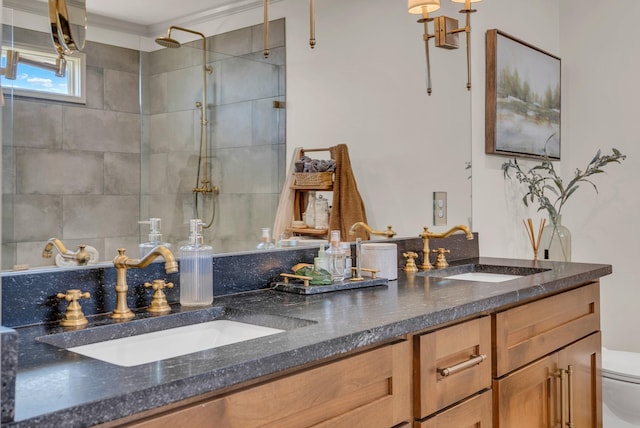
[537,215,571,262]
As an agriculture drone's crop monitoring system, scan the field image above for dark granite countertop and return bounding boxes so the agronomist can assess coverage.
[7,257,611,427]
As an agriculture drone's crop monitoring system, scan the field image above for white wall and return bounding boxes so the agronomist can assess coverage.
[558,0,640,352]
[471,0,639,352]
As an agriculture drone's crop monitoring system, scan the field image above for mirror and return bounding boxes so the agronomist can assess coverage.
[1,0,471,271]
[48,0,87,56]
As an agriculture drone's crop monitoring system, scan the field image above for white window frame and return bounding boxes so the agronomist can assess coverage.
[1,42,86,104]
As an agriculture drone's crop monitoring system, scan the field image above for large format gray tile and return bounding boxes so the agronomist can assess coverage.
[63,107,140,153]
[85,66,105,110]
[104,153,140,196]
[211,101,252,149]
[214,144,280,194]
[62,195,138,239]
[149,110,197,154]
[104,69,139,114]
[12,195,62,241]
[11,100,62,149]
[83,41,139,74]
[16,148,103,195]
[217,57,279,105]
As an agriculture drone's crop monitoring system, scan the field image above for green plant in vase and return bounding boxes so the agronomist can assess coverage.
[502,145,626,261]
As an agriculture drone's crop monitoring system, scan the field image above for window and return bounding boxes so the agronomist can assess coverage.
[1,43,86,104]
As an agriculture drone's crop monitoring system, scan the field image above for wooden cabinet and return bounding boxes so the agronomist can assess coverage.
[103,281,603,428]
[413,316,492,420]
[493,282,602,428]
[117,339,411,428]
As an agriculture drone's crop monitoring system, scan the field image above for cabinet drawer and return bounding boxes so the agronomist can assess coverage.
[126,340,411,428]
[414,316,491,419]
[415,390,492,428]
[494,281,600,377]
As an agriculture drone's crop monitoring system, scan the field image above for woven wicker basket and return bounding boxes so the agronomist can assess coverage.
[294,172,333,187]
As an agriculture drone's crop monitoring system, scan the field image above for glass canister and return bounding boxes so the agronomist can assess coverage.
[314,195,329,230]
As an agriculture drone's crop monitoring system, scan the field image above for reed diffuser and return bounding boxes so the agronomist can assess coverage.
[523,218,545,261]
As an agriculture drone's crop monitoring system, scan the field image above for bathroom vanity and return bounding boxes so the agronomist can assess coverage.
[1,237,610,427]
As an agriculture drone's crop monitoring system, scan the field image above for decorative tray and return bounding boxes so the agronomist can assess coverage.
[272,276,388,295]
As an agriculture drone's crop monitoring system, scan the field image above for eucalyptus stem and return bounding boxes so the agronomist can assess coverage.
[502,146,626,224]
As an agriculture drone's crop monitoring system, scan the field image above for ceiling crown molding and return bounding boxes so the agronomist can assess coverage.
[3,0,282,38]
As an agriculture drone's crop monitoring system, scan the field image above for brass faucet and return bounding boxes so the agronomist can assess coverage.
[419,225,473,270]
[349,222,397,238]
[42,238,91,266]
[111,246,178,320]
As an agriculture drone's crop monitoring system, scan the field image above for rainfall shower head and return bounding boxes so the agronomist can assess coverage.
[155,36,181,49]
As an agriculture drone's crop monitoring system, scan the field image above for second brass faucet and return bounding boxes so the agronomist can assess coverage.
[111,245,178,320]
[42,238,91,266]
[349,222,397,238]
[419,225,473,270]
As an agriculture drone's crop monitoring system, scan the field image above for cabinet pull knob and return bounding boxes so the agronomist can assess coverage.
[437,353,487,377]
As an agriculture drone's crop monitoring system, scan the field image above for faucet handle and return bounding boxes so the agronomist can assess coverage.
[403,252,419,273]
[56,289,90,327]
[144,280,173,314]
[432,248,451,269]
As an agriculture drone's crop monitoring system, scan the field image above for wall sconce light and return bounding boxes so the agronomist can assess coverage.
[408,0,481,95]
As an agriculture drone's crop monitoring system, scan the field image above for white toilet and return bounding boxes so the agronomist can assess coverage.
[602,347,640,427]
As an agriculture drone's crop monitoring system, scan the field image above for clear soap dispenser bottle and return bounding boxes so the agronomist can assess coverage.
[256,227,276,250]
[138,218,172,258]
[326,230,346,282]
[179,219,213,306]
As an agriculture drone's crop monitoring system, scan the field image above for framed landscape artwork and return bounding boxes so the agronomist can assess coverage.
[485,29,561,159]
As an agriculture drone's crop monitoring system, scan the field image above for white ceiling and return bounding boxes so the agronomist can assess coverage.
[8,0,269,37]
[85,0,253,27]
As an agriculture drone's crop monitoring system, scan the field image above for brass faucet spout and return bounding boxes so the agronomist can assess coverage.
[349,222,397,238]
[42,238,90,265]
[419,225,473,270]
[111,245,177,320]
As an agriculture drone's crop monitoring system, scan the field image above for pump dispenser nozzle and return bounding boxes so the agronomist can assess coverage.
[138,218,172,258]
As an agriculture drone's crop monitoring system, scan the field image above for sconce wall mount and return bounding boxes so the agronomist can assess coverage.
[408,0,481,94]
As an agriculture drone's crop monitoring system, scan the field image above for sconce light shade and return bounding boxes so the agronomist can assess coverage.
[408,0,441,14]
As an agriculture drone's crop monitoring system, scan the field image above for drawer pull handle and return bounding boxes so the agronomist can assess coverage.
[437,354,487,377]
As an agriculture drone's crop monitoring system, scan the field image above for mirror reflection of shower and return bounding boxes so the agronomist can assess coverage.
[155,26,219,228]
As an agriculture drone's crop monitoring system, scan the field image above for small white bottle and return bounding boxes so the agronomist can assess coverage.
[179,219,213,306]
[326,230,346,282]
[256,227,276,250]
[138,218,172,258]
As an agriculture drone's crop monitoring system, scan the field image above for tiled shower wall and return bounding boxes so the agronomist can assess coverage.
[2,26,141,270]
[142,19,286,253]
[2,19,285,269]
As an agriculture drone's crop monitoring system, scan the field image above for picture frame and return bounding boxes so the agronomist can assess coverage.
[485,29,561,159]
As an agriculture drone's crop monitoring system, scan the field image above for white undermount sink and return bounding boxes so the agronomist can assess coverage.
[68,320,284,367]
[444,272,523,283]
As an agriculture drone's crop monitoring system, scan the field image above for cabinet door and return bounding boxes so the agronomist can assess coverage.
[494,282,600,377]
[493,353,560,428]
[414,316,491,418]
[558,332,602,428]
[416,390,492,428]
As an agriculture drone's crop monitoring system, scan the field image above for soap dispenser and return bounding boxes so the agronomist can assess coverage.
[179,219,213,306]
[138,218,172,258]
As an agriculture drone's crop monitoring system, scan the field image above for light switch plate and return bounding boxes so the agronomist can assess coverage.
[433,192,447,226]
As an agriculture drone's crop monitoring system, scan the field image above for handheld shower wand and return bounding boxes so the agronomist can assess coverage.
[155,26,218,228]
